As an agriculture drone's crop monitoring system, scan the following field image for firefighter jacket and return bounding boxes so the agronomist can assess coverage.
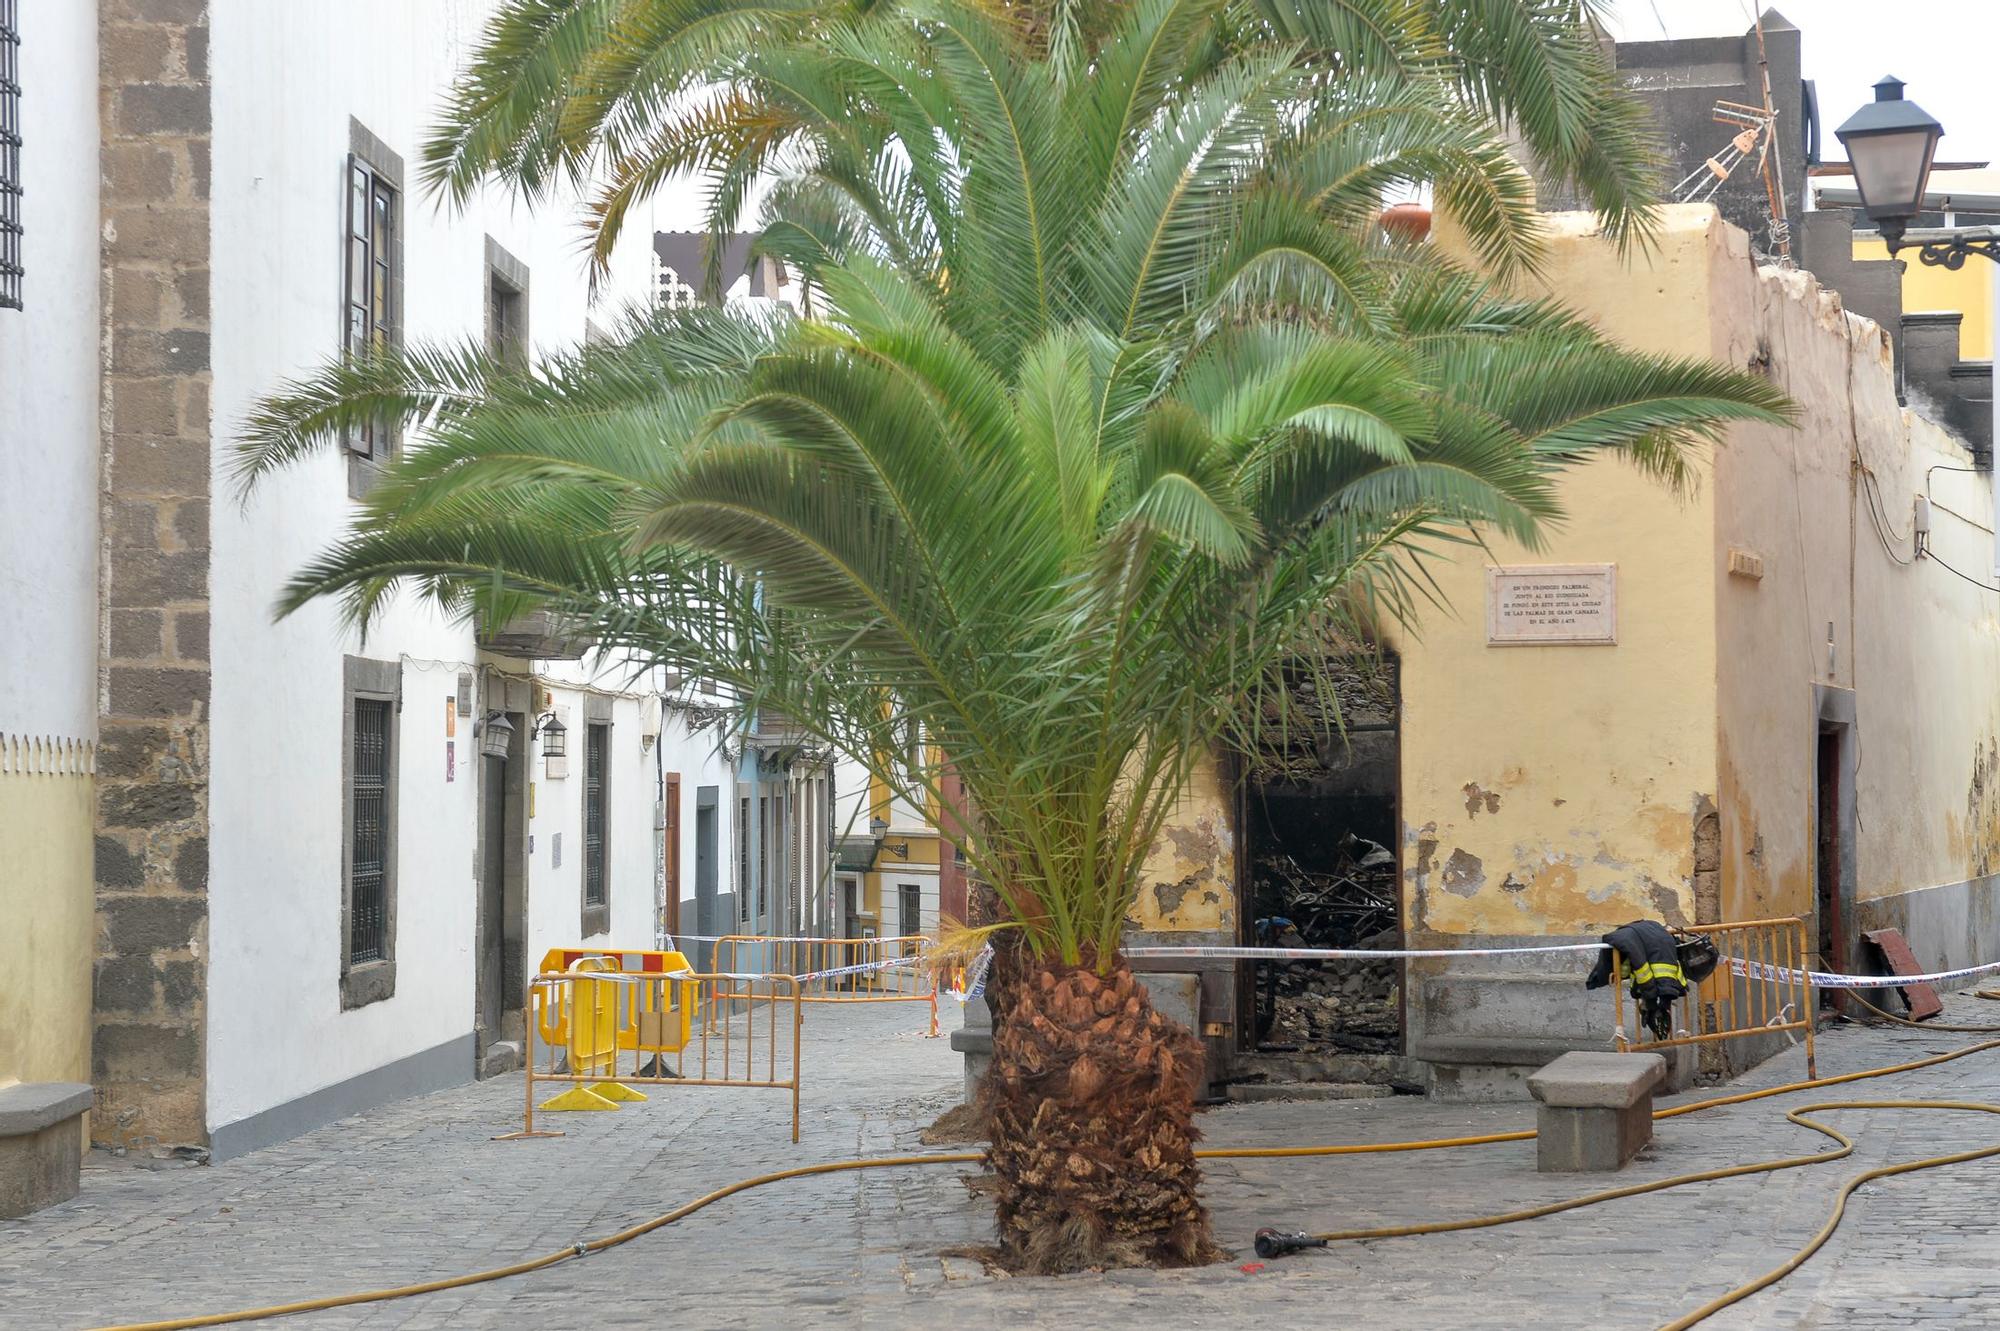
[1584,920,1689,1002]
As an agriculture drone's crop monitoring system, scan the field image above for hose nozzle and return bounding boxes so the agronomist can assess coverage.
[1253,1227,1327,1259]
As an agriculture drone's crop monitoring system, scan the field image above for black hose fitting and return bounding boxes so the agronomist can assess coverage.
[1253,1227,1328,1259]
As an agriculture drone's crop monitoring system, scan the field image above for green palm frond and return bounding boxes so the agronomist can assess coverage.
[245,0,1794,969]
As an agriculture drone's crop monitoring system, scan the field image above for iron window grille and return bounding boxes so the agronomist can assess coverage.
[350,699,391,962]
[0,0,21,311]
[738,795,751,922]
[343,153,398,456]
[583,722,607,907]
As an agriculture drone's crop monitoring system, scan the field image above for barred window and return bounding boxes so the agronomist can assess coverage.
[583,722,608,908]
[350,700,391,961]
[0,0,21,311]
[737,794,751,922]
[341,656,399,1007]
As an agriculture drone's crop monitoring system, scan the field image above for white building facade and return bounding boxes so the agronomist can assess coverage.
[5,0,864,1160]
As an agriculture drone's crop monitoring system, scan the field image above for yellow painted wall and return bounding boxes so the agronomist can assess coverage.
[1399,208,1725,940]
[1406,204,2000,958]
[0,740,95,1093]
[1853,236,1992,359]
[1130,751,1235,934]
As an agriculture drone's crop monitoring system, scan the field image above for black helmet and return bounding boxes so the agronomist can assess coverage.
[1676,932,1721,985]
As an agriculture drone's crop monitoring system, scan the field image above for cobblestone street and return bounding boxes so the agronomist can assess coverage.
[5,998,2000,1331]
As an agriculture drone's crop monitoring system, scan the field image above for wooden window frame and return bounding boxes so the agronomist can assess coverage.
[342,119,404,497]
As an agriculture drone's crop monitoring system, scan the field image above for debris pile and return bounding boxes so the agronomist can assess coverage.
[1254,835,1400,1054]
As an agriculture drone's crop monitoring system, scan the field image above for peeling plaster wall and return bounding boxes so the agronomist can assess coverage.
[1711,255,1867,928]
[1400,208,1725,944]
[1714,249,2000,969]
[1130,752,1235,935]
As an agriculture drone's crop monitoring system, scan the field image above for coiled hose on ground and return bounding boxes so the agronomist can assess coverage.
[87,993,2000,1331]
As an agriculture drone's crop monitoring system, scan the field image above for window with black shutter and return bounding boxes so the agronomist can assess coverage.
[350,699,390,961]
[0,0,21,312]
[583,722,607,908]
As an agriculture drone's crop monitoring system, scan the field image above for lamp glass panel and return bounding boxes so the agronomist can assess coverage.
[1847,128,1939,219]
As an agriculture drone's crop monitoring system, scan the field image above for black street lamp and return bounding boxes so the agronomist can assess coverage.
[1835,77,1995,268]
[1838,77,2000,581]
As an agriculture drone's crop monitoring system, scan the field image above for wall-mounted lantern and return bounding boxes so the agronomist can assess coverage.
[534,711,568,779]
[477,711,514,761]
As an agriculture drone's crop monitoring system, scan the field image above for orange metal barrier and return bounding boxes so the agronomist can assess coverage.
[713,934,939,1037]
[497,950,802,1144]
[1613,916,1816,1079]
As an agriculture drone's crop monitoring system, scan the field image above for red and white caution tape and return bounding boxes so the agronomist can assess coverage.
[1732,955,2000,990]
[1123,942,1609,962]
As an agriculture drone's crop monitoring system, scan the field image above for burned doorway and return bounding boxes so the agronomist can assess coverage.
[1238,653,1402,1057]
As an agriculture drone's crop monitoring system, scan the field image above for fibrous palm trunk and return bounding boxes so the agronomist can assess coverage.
[987,950,1216,1272]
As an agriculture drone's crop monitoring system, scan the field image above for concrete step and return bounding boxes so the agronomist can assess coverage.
[478,1040,523,1080]
[1235,1049,1426,1091]
[1224,1081,1395,1104]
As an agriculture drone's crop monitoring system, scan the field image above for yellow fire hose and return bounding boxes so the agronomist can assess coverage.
[85,1004,2000,1331]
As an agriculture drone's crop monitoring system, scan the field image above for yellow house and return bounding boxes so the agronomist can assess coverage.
[1125,204,2000,1097]
[846,768,944,941]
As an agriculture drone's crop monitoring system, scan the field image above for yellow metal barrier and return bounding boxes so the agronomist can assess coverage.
[1614,916,1817,1080]
[496,954,803,1144]
[713,934,939,1037]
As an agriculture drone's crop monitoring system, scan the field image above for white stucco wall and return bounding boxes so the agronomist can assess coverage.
[206,0,662,1135]
[653,707,738,942]
[0,0,98,742]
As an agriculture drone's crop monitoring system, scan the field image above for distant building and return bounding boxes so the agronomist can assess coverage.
[652,231,794,310]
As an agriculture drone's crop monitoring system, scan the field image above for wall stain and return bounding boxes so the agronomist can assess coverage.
[1462,783,1501,818]
[1440,849,1485,897]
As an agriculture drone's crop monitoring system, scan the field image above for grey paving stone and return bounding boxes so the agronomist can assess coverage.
[3,1000,2000,1329]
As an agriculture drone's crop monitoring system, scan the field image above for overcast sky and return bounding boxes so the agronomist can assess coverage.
[1603,2,1999,163]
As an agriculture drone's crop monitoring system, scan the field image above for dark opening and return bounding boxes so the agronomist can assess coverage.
[477,752,508,1037]
[693,787,719,971]
[1815,725,1843,1008]
[1239,654,1402,1058]
[899,883,922,939]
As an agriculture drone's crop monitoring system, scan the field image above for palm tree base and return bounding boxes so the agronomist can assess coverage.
[987,952,1218,1273]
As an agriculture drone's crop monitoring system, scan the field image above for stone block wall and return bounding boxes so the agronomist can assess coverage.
[92,0,211,1150]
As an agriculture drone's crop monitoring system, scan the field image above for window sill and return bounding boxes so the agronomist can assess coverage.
[581,903,609,939]
[340,959,397,1010]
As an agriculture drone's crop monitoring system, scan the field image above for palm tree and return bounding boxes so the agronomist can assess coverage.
[240,0,1790,1272]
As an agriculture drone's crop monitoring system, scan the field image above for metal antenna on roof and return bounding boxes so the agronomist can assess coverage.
[1670,8,1793,265]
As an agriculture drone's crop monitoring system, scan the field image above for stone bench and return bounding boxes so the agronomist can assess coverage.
[1526,1052,1665,1173]
[0,1082,93,1217]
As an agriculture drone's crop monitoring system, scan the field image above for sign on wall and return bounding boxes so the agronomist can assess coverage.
[1486,564,1617,646]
